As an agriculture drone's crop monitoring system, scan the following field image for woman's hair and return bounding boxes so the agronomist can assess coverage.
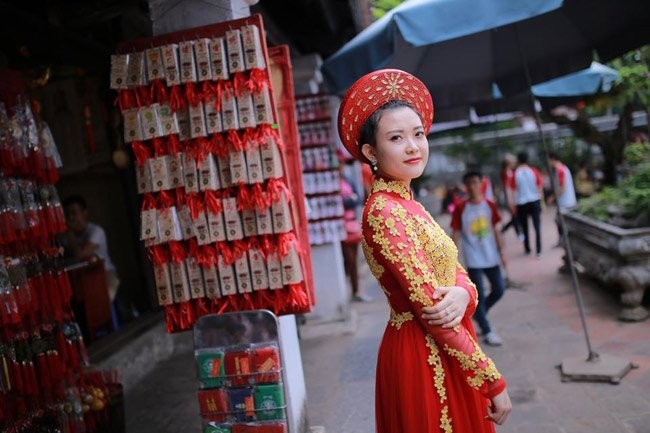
[358,100,418,159]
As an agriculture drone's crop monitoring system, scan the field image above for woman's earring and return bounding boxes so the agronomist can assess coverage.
[371,160,378,172]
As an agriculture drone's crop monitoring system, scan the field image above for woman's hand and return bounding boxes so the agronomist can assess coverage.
[421,286,470,328]
[487,388,512,425]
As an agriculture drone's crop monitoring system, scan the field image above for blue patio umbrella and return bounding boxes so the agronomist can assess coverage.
[321,0,650,110]
[473,61,620,116]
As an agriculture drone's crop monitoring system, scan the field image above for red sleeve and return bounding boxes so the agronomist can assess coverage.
[486,199,501,225]
[557,165,566,187]
[533,168,542,188]
[450,200,466,231]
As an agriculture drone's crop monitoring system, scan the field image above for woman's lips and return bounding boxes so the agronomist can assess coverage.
[404,157,422,164]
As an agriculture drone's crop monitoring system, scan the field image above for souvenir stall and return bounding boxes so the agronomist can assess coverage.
[294,93,350,329]
[110,13,314,432]
[0,69,122,433]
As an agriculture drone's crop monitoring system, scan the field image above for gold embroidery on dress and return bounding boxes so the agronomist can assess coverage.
[440,406,453,433]
[371,178,412,200]
[362,238,385,281]
[442,331,502,390]
[425,335,453,433]
[389,309,414,330]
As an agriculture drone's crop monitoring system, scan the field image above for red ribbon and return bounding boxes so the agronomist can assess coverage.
[209,133,227,157]
[267,178,292,205]
[184,82,201,107]
[149,245,170,265]
[249,68,270,93]
[186,193,204,220]
[152,137,168,157]
[168,241,186,263]
[204,190,223,215]
[226,129,244,151]
[250,183,267,212]
[169,85,185,112]
[141,193,158,211]
[130,141,151,166]
[150,79,168,103]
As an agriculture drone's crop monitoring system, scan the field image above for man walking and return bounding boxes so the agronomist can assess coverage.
[548,152,577,246]
[514,152,543,257]
[451,171,507,346]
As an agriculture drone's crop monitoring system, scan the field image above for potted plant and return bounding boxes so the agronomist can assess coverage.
[563,142,650,321]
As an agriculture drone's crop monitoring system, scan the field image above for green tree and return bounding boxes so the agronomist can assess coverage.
[371,0,404,20]
[547,45,650,185]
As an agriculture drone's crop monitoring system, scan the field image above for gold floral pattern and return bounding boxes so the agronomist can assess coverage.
[443,331,502,390]
[371,178,412,200]
[362,238,385,280]
[426,335,453,432]
[389,309,414,330]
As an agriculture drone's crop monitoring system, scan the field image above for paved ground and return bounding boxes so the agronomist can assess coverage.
[121,205,650,433]
[301,206,650,433]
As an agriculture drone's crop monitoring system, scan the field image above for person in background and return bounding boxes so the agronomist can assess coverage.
[548,152,577,247]
[481,173,495,201]
[339,159,371,302]
[339,68,510,433]
[62,195,120,308]
[574,160,595,199]
[514,152,543,257]
[499,154,522,240]
[451,171,507,346]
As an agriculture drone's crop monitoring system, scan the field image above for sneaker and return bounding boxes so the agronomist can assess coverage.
[517,234,525,242]
[536,252,542,259]
[352,293,373,303]
[484,332,503,346]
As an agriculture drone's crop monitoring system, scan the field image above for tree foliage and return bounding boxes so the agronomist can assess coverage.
[371,0,404,20]
[547,45,650,186]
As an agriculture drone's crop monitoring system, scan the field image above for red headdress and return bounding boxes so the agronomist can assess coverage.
[337,69,434,162]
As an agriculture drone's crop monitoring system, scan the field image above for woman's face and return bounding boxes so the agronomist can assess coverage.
[361,106,429,182]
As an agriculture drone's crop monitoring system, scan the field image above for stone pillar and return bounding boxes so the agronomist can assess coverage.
[146,3,310,431]
[148,0,257,35]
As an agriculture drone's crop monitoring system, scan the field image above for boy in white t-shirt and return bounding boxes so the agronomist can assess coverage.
[451,171,507,346]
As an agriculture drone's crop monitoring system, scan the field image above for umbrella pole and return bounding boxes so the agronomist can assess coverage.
[514,26,636,384]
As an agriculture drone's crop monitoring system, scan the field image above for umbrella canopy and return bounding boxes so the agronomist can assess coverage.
[474,61,620,116]
[322,0,650,110]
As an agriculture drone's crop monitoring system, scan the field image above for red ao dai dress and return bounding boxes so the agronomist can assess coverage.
[361,177,506,433]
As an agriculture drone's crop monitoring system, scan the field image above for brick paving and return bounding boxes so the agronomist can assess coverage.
[122,205,650,433]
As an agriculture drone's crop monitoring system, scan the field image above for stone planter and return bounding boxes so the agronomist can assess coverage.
[563,210,650,321]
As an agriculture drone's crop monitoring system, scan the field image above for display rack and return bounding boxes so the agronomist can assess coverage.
[194,310,287,433]
[294,94,346,246]
[111,14,314,333]
[0,68,122,433]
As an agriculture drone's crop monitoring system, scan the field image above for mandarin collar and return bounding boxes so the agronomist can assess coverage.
[371,177,412,200]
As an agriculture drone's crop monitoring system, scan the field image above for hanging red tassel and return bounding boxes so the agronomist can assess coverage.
[168,241,186,264]
[130,141,151,166]
[164,305,178,333]
[226,129,244,151]
[209,133,227,157]
[150,79,168,103]
[186,193,204,221]
[152,137,168,157]
[249,68,270,93]
[184,82,201,107]
[169,85,185,112]
[236,185,251,211]
[250,183,267,212]
[233,72,248,97]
